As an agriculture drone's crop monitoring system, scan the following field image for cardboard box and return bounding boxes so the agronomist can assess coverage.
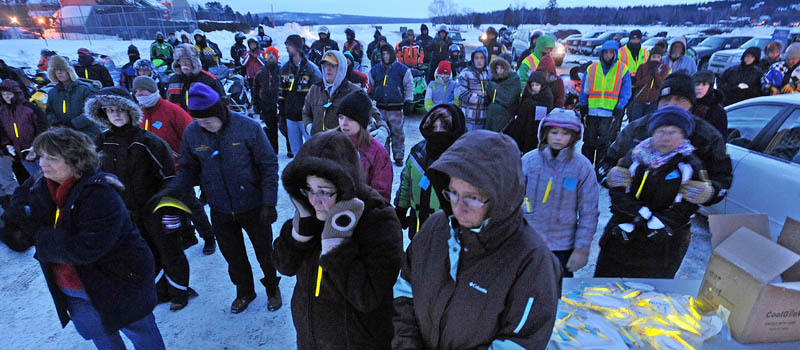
[697,215,800,344]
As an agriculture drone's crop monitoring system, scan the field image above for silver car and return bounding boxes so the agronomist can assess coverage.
[708,36,772,74]
[700,94,800,238]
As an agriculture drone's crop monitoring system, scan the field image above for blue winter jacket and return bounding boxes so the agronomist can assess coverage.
[13,169,158,333]
[578,40,632,117]
[174,110,278,213]
[370,61,409,107]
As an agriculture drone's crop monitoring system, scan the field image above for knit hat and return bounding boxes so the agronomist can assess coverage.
[539,108,583,148]
[132,76,158,94]
[337,90,371,130]
[629,30,643,40]
[648,105,695,137]
[786,43,800,61]
[187,83,222,119]
[265,46,279,60]
[436,60,451,75]
[285,34,304,51]
[658,73,696,104]
[128,45,139,55]
[693,70,715,85]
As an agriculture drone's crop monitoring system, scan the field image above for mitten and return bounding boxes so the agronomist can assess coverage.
[321,198,364,240]
[679,171,714,204]
[781,84,796,94]
[607,166,632,188]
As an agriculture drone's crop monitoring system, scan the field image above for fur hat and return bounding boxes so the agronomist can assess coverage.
[489,57,511,79]
[648,105,695,137]
[337,90,371,130]
[46,55,78,83]
[85,87,142,127]
[172,44,202,74]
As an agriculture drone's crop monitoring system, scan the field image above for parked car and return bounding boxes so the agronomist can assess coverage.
[689,35,752,71]
[699,94,800,238]
[642,37,670,52]
[511,29,566,66]
[591,36,648,56]
[568,31,602,54]
[578,31,627,55]
[708,36,773,74]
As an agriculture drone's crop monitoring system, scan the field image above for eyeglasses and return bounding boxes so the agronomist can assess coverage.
[300,188,336,201]
[441,189,489,210]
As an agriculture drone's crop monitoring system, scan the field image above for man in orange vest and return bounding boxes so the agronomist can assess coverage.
[577,40,632,168]
[618,30,649,84]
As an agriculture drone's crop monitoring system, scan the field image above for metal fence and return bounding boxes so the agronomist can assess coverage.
[56,5,197,40]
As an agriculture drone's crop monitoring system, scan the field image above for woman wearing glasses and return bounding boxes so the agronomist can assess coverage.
[273,130,403,350]
[392,130,561,350]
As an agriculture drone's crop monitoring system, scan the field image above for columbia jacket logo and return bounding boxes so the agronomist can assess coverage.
[469,281,488,294]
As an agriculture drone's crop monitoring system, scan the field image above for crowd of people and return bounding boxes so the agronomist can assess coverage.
[8,22,800,349]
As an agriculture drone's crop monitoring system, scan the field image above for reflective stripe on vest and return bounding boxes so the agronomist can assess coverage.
[585,60,628,110]
[523,54,540,72]
[618,46,649,77]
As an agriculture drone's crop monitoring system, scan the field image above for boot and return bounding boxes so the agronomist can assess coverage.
[231,292,256,314]
[170,287,199,311]
[202,238,216,255]
[265,277,282,311]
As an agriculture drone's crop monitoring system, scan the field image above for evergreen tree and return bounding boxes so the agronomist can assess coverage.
[545,0,558,25]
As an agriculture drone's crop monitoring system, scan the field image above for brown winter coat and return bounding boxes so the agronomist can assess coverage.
[632,60,669,104]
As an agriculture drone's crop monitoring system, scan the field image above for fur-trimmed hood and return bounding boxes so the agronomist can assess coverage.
[85,89,142,127]
[282,130,367,209]
[172,44,202,75]
[489,57,511,80]
[47,55,78,83]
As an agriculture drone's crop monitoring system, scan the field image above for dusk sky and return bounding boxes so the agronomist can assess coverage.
[214,0,708,18]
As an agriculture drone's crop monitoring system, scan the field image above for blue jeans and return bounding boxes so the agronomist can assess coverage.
[61,287,165,350]
[286,119,309,155]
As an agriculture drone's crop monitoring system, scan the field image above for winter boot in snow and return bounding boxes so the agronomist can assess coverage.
[202,237,216,255]
[231,292,257,314]
[265,277,282,311]
[170,287,199,311]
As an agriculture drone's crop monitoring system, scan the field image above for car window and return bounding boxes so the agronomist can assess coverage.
[763,109,800,164]
[726,104,783,148]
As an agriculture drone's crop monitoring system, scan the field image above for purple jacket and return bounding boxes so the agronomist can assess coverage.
[0,79,47,153]
[351,134,393,201]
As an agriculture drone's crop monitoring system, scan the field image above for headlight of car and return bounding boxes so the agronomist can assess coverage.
[556,46,565,55]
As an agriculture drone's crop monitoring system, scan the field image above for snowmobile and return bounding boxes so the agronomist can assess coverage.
[212,66,252,116]
[407,66,428,115]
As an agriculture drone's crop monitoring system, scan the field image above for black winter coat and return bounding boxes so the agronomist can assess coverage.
[74,63,114,87]
[599,113,732,206]
[718,63,763,106]
[505,83,554,154]
[253,63,281,114]
[165,70,226,111]
[274,131,403,350]
[428,37,452,67]
[9,170,157,333]
[309,39,340,66]
[692,89,729,140]
[96,125,175,219]
[279,57,322,121]
[172,110,278,214]
[393,131,561,350]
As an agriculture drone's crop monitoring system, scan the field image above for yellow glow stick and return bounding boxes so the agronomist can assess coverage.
[315,265,323,297]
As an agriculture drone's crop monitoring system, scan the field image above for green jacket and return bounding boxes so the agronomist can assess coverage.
[395,141,442,234]
[485,74,521,132]
[45,80,100,137]
[150,41,174,60]
[519,35,555,88]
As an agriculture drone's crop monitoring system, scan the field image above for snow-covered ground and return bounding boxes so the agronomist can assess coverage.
[0,22,746,348]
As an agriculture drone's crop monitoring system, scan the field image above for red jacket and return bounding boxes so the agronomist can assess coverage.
[140,98,192,162]
[242,49,266,79]
[350,134,392,201]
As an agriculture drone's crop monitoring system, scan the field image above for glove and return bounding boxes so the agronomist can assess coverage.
[5,145,15,157]
[566,249,589,272]
[579,105,589,117]
[612,107,624,119]
[782,84,796,94]
[260,206,277,224]
[321,198,364,240]
[737,83,749,90]
[767,85,780,95]
[679,171,714,204]
[162,214,182,234]
[395,207,409,230]
[403,101,413,116]
[606,166,632,188]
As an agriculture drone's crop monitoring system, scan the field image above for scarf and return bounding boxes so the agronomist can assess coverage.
[138,92,160,108]
[631,137,695,169]
[47,177,78,210]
